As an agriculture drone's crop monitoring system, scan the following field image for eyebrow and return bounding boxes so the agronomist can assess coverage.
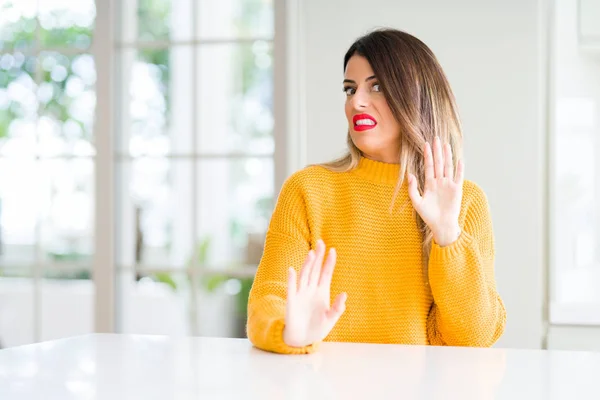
[343,75,377,85]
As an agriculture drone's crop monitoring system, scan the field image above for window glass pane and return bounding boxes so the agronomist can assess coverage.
[0,268,34,347]
[117,268,249,338]
[196,158,273,268]
[116,158,193,269]
[38,51,96,157]
[197,42,273,154]
[41,270,93,342]
[117,269,190,335]
[0,158,38,266]
[39,159,94,264]
[133,0,273,42]
[0,52,37,157]
[38,0,95,49]
[138,0,171,41]
[137,0,193,42]
[119,47,193,155]
[197,0,273,40]
[0,1,37,52]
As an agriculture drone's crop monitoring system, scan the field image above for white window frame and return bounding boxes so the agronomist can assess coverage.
[0,0,103,345]
[92,0,297,334]
[93,0,116,333]
[548,0,600,327]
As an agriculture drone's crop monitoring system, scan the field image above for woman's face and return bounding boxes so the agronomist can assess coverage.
[344,55,401,163]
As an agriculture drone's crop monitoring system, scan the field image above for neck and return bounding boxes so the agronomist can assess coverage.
[362,155,399,164]
[361,150,400,164]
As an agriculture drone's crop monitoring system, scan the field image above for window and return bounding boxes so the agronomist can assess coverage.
[110,0,276,337]
[550,0,600,324]
[0,0,280,347]
[0,0,96,347]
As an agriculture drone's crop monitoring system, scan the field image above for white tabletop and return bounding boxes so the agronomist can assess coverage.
[0,334,597,399]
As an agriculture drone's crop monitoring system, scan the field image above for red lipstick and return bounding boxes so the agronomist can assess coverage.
[352,113,377,131]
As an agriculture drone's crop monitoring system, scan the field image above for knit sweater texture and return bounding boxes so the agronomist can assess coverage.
[247,157,506,354]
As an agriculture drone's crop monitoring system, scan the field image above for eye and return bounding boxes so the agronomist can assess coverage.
[343,86,356,96]
[372,83,381,92]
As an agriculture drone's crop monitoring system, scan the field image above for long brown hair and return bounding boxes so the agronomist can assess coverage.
[321,28,463,268]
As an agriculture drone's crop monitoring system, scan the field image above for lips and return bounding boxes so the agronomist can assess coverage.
[352,113,377,131]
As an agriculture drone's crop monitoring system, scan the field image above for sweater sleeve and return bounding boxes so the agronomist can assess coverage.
[246,172,318,354]
[426,182,506,347]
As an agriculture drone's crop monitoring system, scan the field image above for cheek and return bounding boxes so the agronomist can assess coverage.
[375,101,394,127]
[376,102,401,139]
[345,101,352,122]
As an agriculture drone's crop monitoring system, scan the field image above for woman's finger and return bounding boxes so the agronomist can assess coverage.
[325,292,347,322]
[318,247,337,288]
[443,143,453,178]
[298,250,315,290]
[407,174,422,206]
[287,267,297,300]
[308,240,326,287]
[433,136,444,178]
[424,142,434,182]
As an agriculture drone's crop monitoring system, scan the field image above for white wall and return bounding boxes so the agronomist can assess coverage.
[290,0,546,349]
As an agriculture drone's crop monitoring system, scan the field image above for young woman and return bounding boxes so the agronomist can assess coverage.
[246,28,506,354]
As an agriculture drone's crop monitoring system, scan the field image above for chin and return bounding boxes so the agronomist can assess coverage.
[350,134,380,153]
[350,136,398,163]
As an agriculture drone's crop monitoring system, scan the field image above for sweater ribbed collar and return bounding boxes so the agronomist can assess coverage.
[351,157,401,186]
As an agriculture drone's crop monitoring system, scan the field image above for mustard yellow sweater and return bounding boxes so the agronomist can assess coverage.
[247,157,506,354]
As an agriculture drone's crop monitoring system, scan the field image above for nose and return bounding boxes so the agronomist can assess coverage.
[351,88,370,110]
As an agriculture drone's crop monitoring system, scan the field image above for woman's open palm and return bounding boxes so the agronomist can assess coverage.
[407,136,464,246]
[283,240,347,348]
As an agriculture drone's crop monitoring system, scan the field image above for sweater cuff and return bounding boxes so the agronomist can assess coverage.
[429,230,474,264]
[266,318,320,355]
